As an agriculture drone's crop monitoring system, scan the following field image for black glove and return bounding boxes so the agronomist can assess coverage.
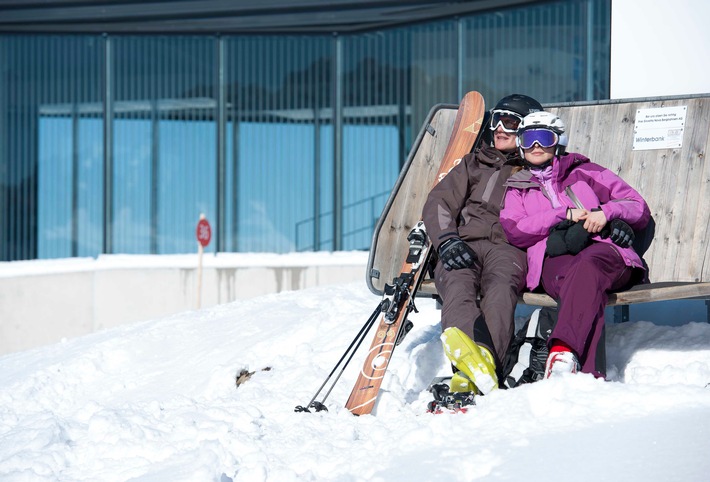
[546,220,575,257]
[600,219,635,248]
[438,237,477,271]
[565,221,592,255]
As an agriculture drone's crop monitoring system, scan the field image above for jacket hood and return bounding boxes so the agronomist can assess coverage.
[553,152,591,178]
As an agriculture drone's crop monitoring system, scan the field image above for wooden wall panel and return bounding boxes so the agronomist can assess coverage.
[552,97,710,283]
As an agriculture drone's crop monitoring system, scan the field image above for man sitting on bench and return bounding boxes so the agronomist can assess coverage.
[422,94,542,397]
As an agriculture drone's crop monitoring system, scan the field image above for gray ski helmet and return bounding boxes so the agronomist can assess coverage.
[493,94,543,118]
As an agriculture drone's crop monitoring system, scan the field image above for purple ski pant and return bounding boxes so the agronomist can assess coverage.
[540,242,634,378]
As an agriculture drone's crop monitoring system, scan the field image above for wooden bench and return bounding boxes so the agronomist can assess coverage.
[366,93,710,322]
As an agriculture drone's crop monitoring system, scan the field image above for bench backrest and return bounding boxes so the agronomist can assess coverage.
[366,94,710,295]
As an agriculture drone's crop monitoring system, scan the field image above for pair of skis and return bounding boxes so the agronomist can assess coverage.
[296,91,485,416]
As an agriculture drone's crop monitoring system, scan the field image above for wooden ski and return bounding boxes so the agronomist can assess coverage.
[345,91,486,415]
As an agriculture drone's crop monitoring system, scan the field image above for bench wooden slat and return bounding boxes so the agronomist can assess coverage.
[522,282,710,307]
[419,280,710,308]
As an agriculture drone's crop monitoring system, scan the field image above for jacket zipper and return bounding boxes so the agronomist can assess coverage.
[565,186,585,210]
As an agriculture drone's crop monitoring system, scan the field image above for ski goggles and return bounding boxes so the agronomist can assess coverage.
[518,128,559,149]
[489,110,523,133]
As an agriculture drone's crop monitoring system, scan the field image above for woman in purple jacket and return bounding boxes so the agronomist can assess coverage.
[500,111,650,379]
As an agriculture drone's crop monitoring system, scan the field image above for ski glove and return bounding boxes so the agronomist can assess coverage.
[565,221,592,255]
[546,220,575,257]
[438,237,477,271]
[600,219,635,248]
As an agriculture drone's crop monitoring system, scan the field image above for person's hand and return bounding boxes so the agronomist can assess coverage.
[568,208,589,222]
[600,219,635,248]
[438,237,477,271]
[579,209,607,233]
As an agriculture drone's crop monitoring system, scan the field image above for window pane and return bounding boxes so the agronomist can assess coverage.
[16,36,104,260]
[225,36,330,253]
[463,0,610,104]
[38,117,73,258]
[112,36,217,254]
[113,118,151,253]
[341,21,458,250]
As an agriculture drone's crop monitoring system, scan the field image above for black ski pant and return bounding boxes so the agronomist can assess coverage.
[434,239,527,371]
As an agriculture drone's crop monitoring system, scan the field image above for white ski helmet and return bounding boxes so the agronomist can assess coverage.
[516,111,568,156]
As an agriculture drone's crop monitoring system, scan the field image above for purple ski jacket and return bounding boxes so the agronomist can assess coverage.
[500,152,651,290]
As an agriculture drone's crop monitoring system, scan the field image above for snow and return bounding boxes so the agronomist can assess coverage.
[2,266,710,481]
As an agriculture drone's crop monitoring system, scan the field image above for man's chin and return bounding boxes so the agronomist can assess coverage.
[494,140,516,151]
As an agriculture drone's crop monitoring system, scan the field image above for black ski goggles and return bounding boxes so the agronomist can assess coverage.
[518,128,559,149]
[489,110,523,133]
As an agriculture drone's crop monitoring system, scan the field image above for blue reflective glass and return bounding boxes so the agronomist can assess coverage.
[0,0,611,261]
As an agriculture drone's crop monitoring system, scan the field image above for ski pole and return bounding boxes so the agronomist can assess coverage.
[295,299,388,412]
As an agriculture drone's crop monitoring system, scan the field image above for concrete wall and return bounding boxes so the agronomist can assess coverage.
[0,253,368,355]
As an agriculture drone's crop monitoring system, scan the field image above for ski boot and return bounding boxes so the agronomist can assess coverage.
[426,375,476,414]
[441,327,499,395]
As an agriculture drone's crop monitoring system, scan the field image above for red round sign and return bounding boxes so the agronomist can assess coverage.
[196,218,212,247]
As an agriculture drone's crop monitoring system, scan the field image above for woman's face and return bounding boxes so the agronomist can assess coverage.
[522,144,555,165]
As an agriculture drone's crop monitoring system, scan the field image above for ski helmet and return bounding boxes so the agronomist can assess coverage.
[489,94,543,133]
[493,94,543,118]
[516,111,568,160]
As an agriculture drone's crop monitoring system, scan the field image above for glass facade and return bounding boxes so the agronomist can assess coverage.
[0,0,611,261]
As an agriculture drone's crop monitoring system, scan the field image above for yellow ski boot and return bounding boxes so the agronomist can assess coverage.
[450,371,479,395]
[441,327,499,395]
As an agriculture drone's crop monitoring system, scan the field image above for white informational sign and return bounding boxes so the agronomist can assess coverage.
[633,105,687,150]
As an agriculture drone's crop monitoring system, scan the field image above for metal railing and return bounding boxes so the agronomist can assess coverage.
[295,190,390,251]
